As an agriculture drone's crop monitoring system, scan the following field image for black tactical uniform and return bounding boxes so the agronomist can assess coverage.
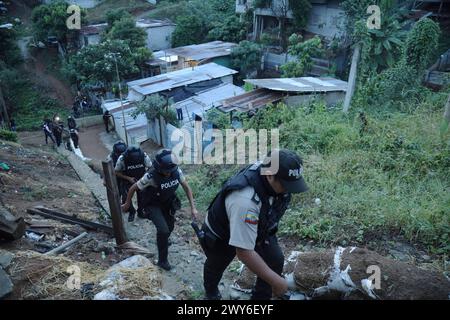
[109,141,127,206]
[52,121,63,147]
[136,149,185,271]
[115,147,152,221]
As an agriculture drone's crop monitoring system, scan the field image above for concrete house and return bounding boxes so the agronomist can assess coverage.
[79,19,175,51]
[219,76,348,114]
[126,62,238,102]
[79,23,107,47]
[136,18,176,51]
[236,0,346,40]
[149,41,238,73]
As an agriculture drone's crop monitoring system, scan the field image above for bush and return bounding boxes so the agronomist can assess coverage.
[0,129,18,142]
[188,98,450,253]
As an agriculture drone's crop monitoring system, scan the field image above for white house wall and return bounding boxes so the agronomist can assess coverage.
[145,25,176,51]
[307,4,346,39]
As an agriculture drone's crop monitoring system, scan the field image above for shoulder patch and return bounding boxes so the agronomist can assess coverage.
[243,212,259,225]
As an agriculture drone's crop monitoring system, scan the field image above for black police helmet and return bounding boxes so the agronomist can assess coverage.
[113,141,127,155]
[153,149,178,174]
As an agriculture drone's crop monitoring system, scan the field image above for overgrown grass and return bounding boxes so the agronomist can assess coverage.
[7,73,69,131]
[185,92,450,254]
[85,0,155,24]
[147,1,189,21]
[0,129,18,142]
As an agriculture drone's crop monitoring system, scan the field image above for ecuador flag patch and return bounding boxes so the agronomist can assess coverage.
[243,212,259,225]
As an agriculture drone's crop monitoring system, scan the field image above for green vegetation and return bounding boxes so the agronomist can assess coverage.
[85,0,154,24]
[31,0,86,44]
[132,94,179,127]
[64,11,152,89]
[187,94,450,254]
[281,34,324,78]
[230,41,263,78]
[0,129,18,142]
[149,0,237,47]
[0,68,68,131]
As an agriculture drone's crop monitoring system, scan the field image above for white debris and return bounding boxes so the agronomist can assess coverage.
[25,231,44,242]
[314,198,321,205]
[287,251,301,262]
[349,247,357,253]
[285,273,297,290]
[230,281,252,294]
[289,293,306,300]
[361,279,378,299]
[327,247,357,293]
[94,290,119,300]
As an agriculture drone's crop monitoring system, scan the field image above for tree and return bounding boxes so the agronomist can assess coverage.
[207,16,247,43]
[171,15,206,47]
[403,18,441,73]
[65,40,151,88]
[289,0,312,29]
[281,34,323,78]
[106,17,148,50]
[132,94,178,126]
[230,41,263,77]
[31,0,84,43]
[0,20,21,66]
[105,8,133,31]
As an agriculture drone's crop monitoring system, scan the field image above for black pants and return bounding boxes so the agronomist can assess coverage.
[53,131,62,147]
[145,205,175,263]
[202,225,284,300]
[44,131,55,144]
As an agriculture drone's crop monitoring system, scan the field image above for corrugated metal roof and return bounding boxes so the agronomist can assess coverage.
[80,23,108,35]
[154,41,237,61]
[172,84,245,122]
[136,18,176,28]
[102,99,134,113]
[245,77,348,93]
[126,63,238,97]
[219,89,284,113]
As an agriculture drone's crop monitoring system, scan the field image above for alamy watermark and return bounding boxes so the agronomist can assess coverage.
[66,264,81,290]
[66,5,81,30]
[170,122,281,172]
[367,5,381,30]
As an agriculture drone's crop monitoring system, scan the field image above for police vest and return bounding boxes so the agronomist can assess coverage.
[207,164,291,246]
[123,150,145,179]
[141,169,181,207]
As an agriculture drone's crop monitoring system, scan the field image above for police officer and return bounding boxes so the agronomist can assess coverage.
[115,146,152,222]
[201,149,308,300]
[68,128,78,149]
[105,141,127,204]
[67,116,77,130]
[42,119,55,145]
[121,149,198,271]
[52,116,64,147]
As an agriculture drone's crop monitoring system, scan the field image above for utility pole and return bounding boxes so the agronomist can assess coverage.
[112,53,129,145]
[343,44,361,113]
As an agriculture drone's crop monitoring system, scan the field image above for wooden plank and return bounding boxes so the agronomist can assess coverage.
[27,207,113,234]
[102,160,128,245]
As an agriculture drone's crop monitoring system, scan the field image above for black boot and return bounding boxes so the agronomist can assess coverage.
[156,233,171,271]
[128,211,135,222]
